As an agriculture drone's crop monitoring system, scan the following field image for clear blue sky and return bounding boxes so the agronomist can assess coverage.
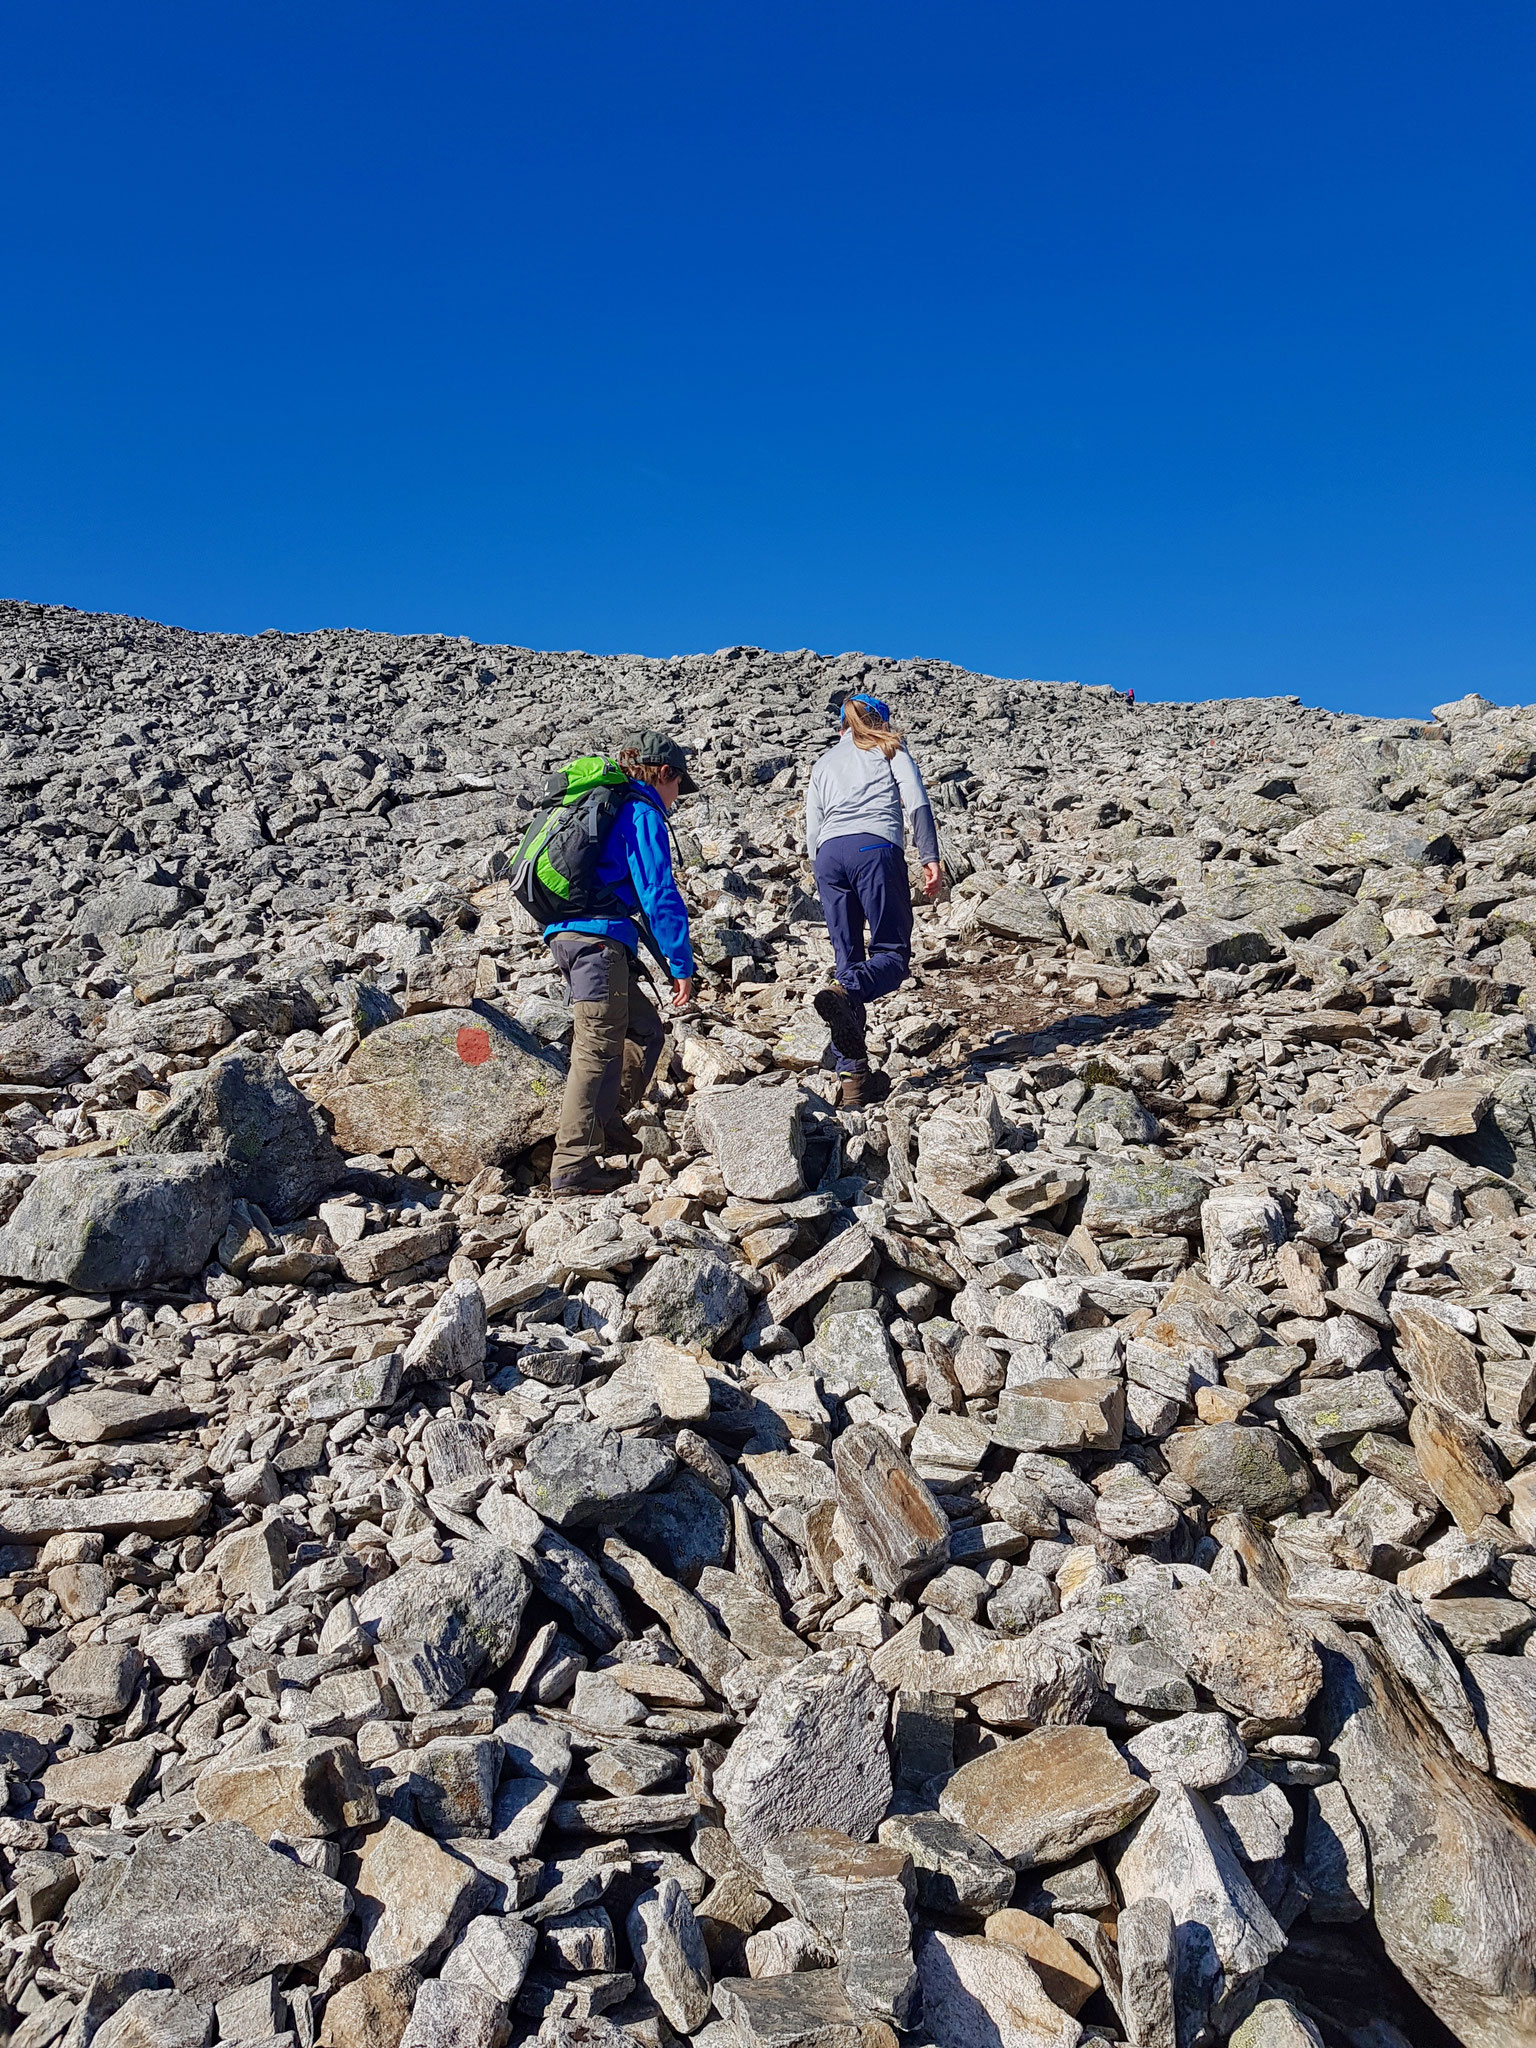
[1,3,1531,715]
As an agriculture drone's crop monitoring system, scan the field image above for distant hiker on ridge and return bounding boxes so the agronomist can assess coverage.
[806,690,941,1106]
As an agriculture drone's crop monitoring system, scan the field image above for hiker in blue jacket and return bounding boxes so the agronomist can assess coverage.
[544,729,696,1195]
[806,692,941,1105]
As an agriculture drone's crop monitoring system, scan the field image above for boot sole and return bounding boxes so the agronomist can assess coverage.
[813,986,866,1060]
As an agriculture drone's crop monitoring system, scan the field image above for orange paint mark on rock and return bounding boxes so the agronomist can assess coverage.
[456,1026,492,1067]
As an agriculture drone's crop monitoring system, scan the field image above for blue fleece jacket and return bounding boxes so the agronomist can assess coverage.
[544,781,696,979]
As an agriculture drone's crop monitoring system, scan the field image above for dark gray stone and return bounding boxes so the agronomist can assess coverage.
[623,1471,731,1586]
[516,1421,676,1530]
[129,1050,341,1219]
[0,1154,232,1289]
[627,1247,749,1350]
[355,1541,529,1711]
[0,1010,91,1083]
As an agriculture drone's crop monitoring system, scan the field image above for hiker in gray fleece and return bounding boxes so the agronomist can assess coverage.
[805,691,942,1105]
[805,720,941,866]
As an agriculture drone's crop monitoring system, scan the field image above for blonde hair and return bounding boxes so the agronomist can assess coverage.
[843,697,904,761]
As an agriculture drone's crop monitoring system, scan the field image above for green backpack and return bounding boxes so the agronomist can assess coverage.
[509,755,635,927]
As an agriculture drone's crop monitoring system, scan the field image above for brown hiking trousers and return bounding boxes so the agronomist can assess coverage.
[548,935,666,1184]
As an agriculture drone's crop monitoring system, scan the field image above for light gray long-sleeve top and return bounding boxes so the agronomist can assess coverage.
[804,730,940,863]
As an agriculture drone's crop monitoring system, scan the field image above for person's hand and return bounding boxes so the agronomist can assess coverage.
[671,976,695,1009]
[922,861,943,899]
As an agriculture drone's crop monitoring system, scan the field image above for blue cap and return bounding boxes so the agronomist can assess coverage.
[843,691,892,724]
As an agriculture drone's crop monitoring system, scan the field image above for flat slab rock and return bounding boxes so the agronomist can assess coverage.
[939,1724,1154,1869]
[1464,1652,1536,1790]
[766,1224,874,1325]
[974,884,1064,943]
[0,1011,92,1085]
[832,1421,950,1596]
[1082,1154,1208,1237]
[914,1929,1083,2048]
[45,1388,190,1445]
[1116,1781,1285,2041]
[57,1821,352,1994]
[353,1816,484,1970]
[712,1969,866,2048]
[45,1737,160,1812]
[0,1488,210,1541]
[691,1083,806,1203]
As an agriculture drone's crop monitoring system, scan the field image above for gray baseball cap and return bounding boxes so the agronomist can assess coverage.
[622,729,697,793]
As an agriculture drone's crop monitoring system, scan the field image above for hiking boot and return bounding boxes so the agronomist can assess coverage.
[602,1121,643,1158]
[550,1164,633,1197]
[814,982,866,1061]
[839,1068,891,1108]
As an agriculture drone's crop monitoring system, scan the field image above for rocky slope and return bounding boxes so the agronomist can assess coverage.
[0,597,1534,2048]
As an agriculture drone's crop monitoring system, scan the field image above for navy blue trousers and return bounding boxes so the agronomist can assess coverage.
[813,835,914,1069]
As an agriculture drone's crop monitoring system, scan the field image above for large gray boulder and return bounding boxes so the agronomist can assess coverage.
[128,1050,341,1219]
[516,1421,676,1530]
[1280,805,1460,870]
[355,1542,529,1711]
[974,884,1064,943]
[623,1470,731,1585]
[715,1649,891,1861]
[691,1084,805,1203]
[1073,1085,1157,1147]
[1163,1423,1311,1517]
[628,1246,749,1349]
[1313,1618,1536,2048]
[56,1821,351,1993]
[323,1005,564,1183]
[0,1154,231,1290]
[1059,887,1162,964]
[0,1009,92,1084]
[1082,1154,1208,1237]
[1162,1579,1322,1722]
[76,876,188,938]
[1188,873,1355,938]
[1147,914,1274,974]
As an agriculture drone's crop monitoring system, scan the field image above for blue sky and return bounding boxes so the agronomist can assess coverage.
[1,2,1531,714]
